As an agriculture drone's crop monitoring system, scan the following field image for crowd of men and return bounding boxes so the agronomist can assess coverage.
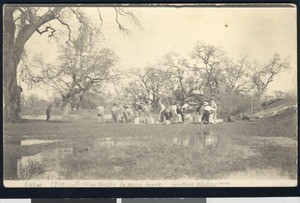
[158,100,218,124]
[97,100,218,125]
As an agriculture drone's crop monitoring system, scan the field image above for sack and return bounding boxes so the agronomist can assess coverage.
[164,120,171,125]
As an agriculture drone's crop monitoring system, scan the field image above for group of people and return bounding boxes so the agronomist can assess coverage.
[158,100,218,125]
[97,99,218,125]
[97,102,154,124]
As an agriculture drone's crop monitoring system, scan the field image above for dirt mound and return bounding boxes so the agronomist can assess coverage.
[272,106,297,119]
[253,97,297,118]
[261,98,284,109]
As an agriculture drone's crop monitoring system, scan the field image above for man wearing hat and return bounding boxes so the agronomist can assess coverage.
[202,102,213,124]
[111,102,118,123]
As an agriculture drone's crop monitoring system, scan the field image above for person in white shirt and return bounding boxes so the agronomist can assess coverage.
[158,101,166,122]
[202,102,213,124]
[182,103,189,112]
[97,105,105,123]
[126,105,134,122]
[170,103,178,122]
[210,99,218,124]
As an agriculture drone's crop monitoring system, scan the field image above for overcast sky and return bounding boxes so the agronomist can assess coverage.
[24,5,297,99]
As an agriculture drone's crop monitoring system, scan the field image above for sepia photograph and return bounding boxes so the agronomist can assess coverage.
[3,4,297,187]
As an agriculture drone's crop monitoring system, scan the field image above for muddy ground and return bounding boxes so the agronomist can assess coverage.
[3,109,297,181]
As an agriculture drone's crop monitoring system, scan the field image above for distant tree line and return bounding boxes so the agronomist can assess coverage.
[5,6,291,121]
[122,42,291,117]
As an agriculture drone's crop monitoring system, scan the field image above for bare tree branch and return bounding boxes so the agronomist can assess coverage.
[114,8,131,35]
[96,8,104,33]
[56,16,74,44]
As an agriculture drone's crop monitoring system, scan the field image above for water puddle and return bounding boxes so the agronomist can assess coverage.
[4,146,75,180]
[21,139,61,146]
[252,136,296,148]
[95,137,144,147]
[172,131,218,148]
[93,131,219,149]
[4,129,290,180]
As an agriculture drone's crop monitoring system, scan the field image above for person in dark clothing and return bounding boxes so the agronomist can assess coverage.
[137,103,144,117]
[176,104,184,123]
[202,102,212,124]
[163,105,172,121]
[196,103,204,123]
[202,109,210,124]
[46,104,52,121]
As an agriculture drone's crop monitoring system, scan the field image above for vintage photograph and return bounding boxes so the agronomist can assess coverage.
[3,4,297,187]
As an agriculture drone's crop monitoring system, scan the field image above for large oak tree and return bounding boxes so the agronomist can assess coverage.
[3,6,138,122]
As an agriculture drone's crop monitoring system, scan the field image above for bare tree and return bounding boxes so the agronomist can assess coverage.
[122,66,172,109]
[139,67,172,109]
[39,43,118,112]
[191,42,226,97]
[123,80,148,107]
[163,53,193,105]
[251,53,291,99]
[3,6,139,122]
[221,57,252,94]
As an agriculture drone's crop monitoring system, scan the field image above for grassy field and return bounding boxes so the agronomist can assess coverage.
[3,107,297,181]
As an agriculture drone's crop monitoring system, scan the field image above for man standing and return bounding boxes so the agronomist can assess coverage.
[122,105,129,123]
[158,101,166,122]
[210,99,218,124]
[97,105,105,123]
[143,103,151,123]
[202,102,212,124]
[126,105,134,122]
[46,104,52,121]
[111,103,118,123]
[176,104,184,123]
[170,102,178,123]
[196,103,204,123]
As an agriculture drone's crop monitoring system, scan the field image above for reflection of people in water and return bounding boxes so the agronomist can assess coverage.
[204,131,218,148]
[172,131,218,150]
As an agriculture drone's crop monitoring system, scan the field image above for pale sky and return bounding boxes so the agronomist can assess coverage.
[23,5,297,99]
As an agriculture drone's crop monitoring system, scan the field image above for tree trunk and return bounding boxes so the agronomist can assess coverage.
[3,59,22,122]
[61,96,71,116]
[3,8,23,122]
[3,7,62,122]
[63,103,71,116]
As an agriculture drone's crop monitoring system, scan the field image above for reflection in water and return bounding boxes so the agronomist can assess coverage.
[17,153,43,179]
[4,139,21,179]
[5,130,219,180]
[21,139,59,146]
[95,138,144,147]
[172,131,218,149]
[95,132,218,149]
[204,131,218,148]
[5,146,74,180]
